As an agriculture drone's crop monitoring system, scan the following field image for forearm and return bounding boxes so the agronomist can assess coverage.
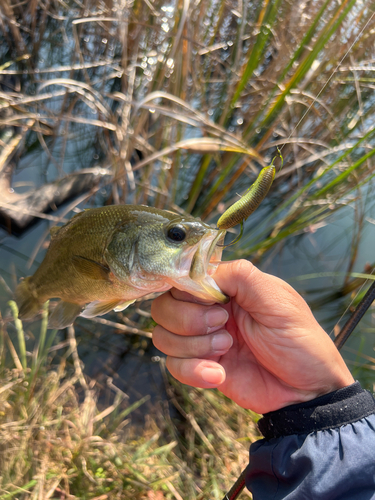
[247,382,375,499]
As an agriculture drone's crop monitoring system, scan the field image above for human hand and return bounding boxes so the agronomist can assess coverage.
[151,260,354,413]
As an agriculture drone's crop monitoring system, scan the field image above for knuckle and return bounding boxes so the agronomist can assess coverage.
[231,258,255,278]
[166,356,183,379]
[180,311,196,334]
[151,291,171,323]
[152,325,166,350]
[179,358,196,379]
[180,305,205,335]
[187,335,207,355]
[150,297,161,321]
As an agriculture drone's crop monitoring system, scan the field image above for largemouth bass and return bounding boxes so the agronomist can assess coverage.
[15,205,228,329]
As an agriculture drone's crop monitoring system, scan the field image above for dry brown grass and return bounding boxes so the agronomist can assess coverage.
[0,310,259,499]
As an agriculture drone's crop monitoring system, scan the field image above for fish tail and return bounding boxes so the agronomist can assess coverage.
[15,277,41,320]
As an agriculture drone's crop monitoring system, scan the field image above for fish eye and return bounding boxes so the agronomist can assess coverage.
[167,225,186,242]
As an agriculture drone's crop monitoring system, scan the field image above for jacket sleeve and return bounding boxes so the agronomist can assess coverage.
[246,381,375,499]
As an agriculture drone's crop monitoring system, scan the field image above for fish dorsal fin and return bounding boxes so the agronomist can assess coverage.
[72,255,110,281]
[50,226,61,239]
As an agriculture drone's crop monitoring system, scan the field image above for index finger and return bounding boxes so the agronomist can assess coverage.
[169,288,216,305]
[151,290,229,337]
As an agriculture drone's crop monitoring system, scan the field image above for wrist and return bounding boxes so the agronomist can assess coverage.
[283,350,355,406]
[301,371,355,403]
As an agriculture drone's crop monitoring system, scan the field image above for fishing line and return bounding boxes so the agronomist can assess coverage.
[223,8,375,500]
[279,9,375,154]
[277,8,375,337]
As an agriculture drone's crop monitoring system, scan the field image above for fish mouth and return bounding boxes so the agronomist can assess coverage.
[188,228,229,304]
[168,227,229,304]
[189,229,225,280]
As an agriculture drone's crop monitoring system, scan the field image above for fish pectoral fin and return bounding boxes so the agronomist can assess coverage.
[114,300,136,312]
[15,277,41,320]
[72,255,111,281]
[48,301,83,329]
[81,299,133,319]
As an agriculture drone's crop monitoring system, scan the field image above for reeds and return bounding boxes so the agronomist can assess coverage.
[1,1,374,234]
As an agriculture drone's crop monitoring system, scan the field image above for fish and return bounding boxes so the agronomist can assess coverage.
[15,205,228,329]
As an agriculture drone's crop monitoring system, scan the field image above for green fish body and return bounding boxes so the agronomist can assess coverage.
[15,205,227,328]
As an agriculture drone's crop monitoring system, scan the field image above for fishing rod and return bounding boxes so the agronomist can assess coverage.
[222,278,375,500]
[220,4,375,495]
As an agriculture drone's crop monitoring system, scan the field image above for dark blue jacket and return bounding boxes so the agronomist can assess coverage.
[246,382,375,499]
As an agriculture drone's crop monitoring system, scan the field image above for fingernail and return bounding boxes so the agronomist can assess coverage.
[212,332,233,353]
[205,308,229,333]
[201,366,225,385]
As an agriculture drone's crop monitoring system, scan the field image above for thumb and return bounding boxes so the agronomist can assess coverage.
[212,259,312,327]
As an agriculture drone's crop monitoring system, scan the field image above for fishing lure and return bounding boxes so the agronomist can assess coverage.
[217,164,276,230]
[216,152,281,247]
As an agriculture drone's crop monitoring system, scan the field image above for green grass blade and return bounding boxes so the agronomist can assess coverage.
[38,300,49,357]
[244,0,334,136]
[311,148,375,199]
[186,155,212,213]
[253,0,357,134]
[229,0,282,115]
[8,301,27,371]
[244,126,375,244]
[0,480,38,499]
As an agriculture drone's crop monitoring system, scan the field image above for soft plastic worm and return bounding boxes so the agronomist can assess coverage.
[217,165,276,230]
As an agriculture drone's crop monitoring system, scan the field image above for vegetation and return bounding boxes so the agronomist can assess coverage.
[1,0,375,497]
[0,304,257,499]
